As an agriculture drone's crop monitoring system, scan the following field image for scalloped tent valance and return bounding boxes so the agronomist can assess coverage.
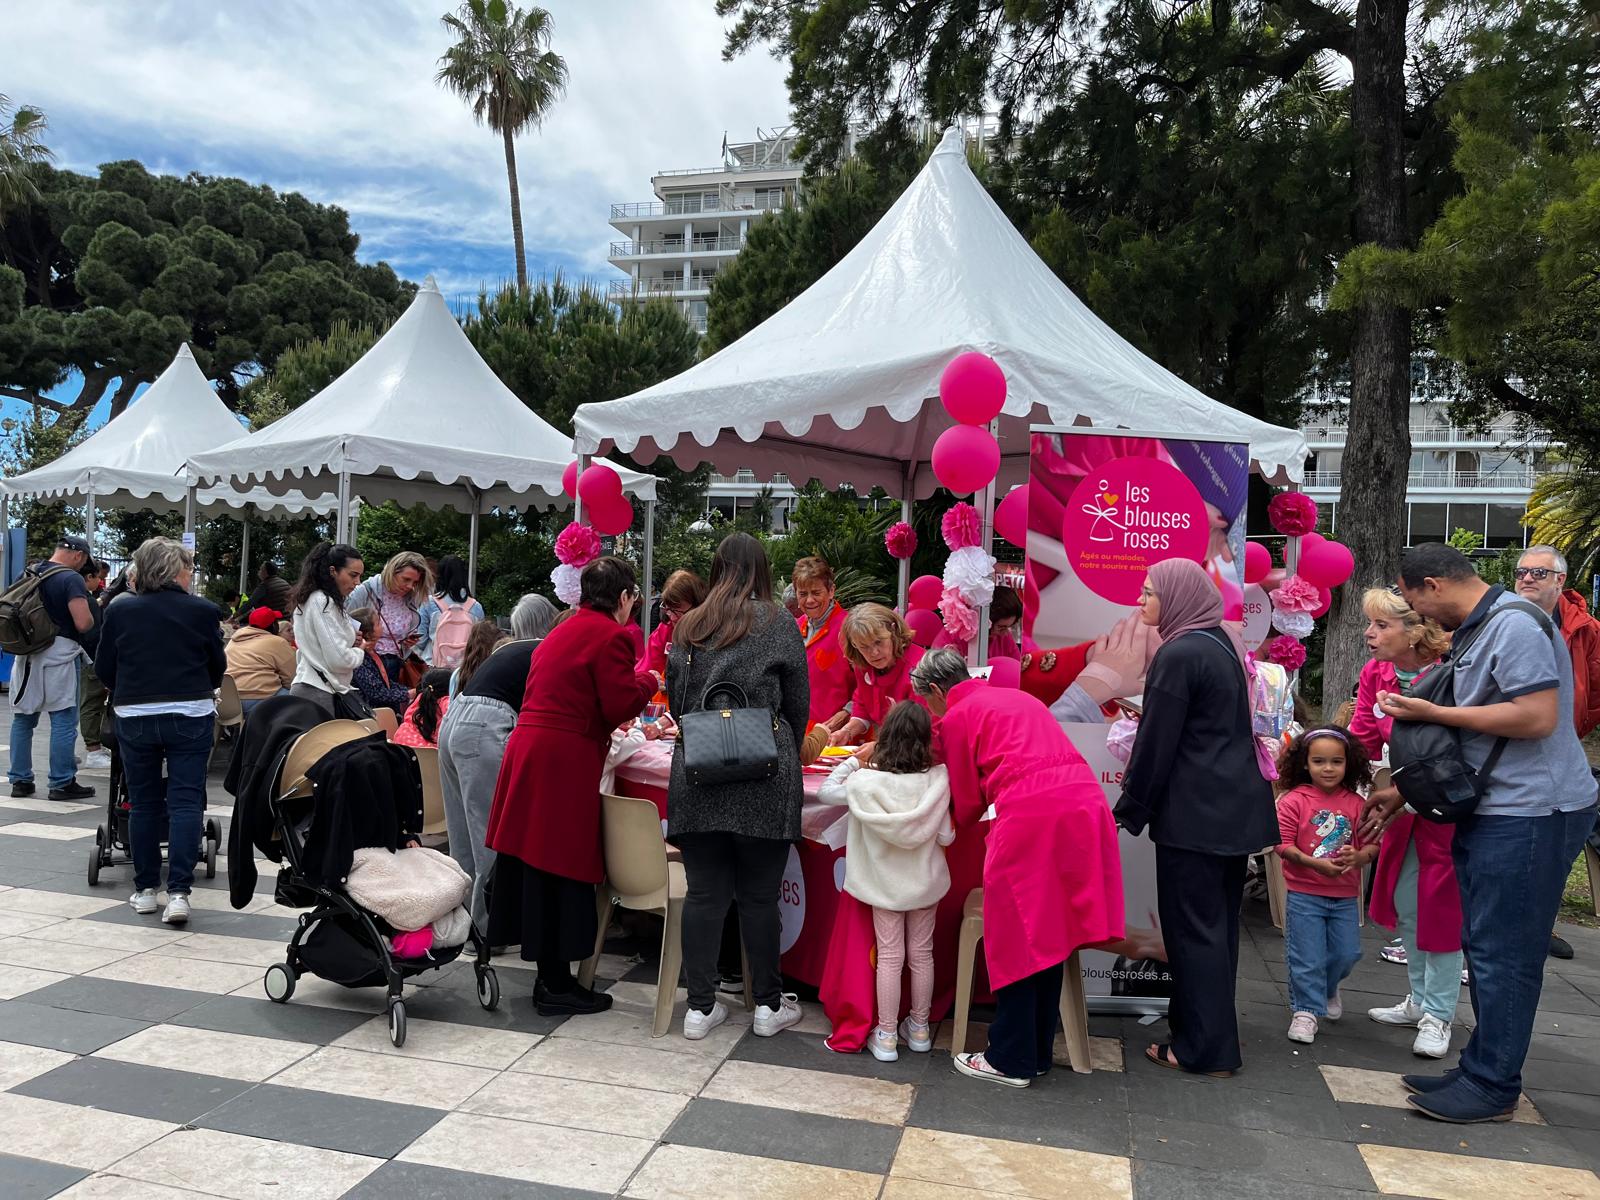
[186,280,655,511]
[574,127,1308,496]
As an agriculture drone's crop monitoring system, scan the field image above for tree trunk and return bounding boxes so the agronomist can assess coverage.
[503,124,528,295]
[107,373,142,421]
[1323,0,1412,711]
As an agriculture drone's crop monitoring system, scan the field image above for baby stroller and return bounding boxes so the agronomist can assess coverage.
[86,714,222,886]
[261,720,498,1047]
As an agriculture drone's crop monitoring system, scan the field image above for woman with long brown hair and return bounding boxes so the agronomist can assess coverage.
[667,533,810,1042]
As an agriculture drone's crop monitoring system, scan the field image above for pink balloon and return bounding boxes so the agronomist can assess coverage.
[1299,538,1355,589]
[939,352,1007,426]
[931,424,1000,495]
[906,608,943,648]
[1243,541,1272,585]
[1312,585,1332,618]
[561,460,579,500]
[908,575,943,611]
[589,494,633,536]
[995,485,1029,548]
[986,657,1021,689]
[577,463,623,508]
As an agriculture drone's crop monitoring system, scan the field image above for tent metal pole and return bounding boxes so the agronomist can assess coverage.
[238,519,250,599]
[467,486,481,592]
[0,492,8,586]
[85,491,97,553]
[973,417,1000,669]
[337,470,351,546]
[897,463,914,612]
[184,485,197,593]
[573,454,588,526]
[350,496,363,547]
[641,497,655,646]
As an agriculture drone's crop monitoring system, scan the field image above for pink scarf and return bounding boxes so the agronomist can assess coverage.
[1149,558,1251,693]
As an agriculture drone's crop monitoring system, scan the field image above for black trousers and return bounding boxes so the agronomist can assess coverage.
[1156,844,1247,1074]
[985,961,1066,1078]
[678,833,789,1013]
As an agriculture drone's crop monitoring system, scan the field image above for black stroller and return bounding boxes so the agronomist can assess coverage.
[86,714,222,886]
[260,721,498,1047]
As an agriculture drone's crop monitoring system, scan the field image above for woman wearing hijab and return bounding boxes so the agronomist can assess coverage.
[1116,558,1276,1077]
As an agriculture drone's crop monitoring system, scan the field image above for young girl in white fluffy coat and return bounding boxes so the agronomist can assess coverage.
[819,700,955,1062]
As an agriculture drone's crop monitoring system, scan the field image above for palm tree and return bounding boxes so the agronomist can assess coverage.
[436,0,567,294]
[0,95,52,219]
[1525,464,1600,579]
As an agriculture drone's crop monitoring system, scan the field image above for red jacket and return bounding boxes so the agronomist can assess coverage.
[486,606,656,882]
[1557,589,1600,738]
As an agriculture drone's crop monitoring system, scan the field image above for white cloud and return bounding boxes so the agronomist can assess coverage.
[7,0,791,278]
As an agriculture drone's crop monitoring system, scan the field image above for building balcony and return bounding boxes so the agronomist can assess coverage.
[607,279,713,301]
[610,193,794,222]
[1302,420,1552,447]
[608,236,745,258]
[1303,469,1544,491]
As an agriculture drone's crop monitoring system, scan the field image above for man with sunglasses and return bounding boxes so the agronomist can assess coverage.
[1514,545,1600,960]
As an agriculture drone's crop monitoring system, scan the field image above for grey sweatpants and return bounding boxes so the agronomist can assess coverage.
[437,693,516,931]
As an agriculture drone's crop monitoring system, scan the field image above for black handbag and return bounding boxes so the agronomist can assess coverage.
[312,665,375,723]
[1389,598,1554,823]
[678,652,780,786]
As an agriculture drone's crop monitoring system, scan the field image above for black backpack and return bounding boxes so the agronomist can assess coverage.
[0,563,70,656]
[1389,598,1556,823]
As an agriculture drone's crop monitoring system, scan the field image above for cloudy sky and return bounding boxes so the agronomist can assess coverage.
[6,1,793,303]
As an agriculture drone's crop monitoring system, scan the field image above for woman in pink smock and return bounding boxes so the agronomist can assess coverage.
[637,570,708,676]
[793,557,855,730]
[911,647,1125,1087]
[837,604,925,742]
[1350,587,1461,1057]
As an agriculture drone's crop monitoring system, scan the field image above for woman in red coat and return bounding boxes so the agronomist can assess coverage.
[486,557,657,1017]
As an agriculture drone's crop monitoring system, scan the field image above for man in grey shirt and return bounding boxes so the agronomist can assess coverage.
[1366,543,1597,1123]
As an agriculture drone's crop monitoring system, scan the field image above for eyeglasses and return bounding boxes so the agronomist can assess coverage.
[1514,567,1558,580]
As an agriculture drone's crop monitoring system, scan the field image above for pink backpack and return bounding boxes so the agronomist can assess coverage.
[431,596,475,667]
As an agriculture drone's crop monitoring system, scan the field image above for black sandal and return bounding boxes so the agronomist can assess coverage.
[1145,1043,1233,1078]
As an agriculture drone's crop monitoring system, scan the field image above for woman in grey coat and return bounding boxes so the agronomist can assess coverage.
[437,594,557,931]
[666,533,810,1042]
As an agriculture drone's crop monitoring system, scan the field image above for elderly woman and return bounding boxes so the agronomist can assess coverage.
[348,607,415,718]
[793,556,855,732]
[486,562,655,1016]
[349,551,431,680]
[439,595,556,931]
[1351,586,1460,1058]
[639,569,708,676]
[94,538,226,926]
[910,648,1124,1086]
[1116,558,1276,1078]
[839,603,925,741]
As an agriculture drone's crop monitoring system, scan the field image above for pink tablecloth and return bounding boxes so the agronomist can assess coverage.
[613,740,988,1051]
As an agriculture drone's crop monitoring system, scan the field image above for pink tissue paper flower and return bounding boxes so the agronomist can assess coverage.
[885,521,918,560]
[1264,634,1307,670]
[940,587,979,642]
[554,522,602,567]
[1272,573,1322,614]
[942,502,982,551]
[1267,491,1319,537]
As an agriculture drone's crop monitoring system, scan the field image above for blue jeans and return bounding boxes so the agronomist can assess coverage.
[1285,890,1362,1017]
[1453,806,1596,1108]
[239,689,290,716]
[9,706,80,790]
[118,713,214,895]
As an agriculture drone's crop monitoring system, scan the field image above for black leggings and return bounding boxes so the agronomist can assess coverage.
[678,833,789,1013]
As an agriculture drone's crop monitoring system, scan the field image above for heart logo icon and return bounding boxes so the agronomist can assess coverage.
[1102,492,1119,506]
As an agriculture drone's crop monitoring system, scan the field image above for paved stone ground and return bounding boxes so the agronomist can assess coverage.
[0,705,1599,1198]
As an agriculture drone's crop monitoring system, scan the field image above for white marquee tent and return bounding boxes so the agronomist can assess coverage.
[187,279,657,583]
[0,343,332,583]
[573,127,1307,642]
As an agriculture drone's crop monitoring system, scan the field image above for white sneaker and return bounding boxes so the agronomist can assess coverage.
[1326,989,1344,1021]
[129,888,158,915]
[869,1028,899,1062]
[1413,1013,1452,1058]
[899,1017,933,1053]
[81,749,112,771]
[161,894,190,925]
[683,1001,728,1041]
[752,993,803,1037]
[1368,994,1425,1026]
[1287,1012,1318,1043]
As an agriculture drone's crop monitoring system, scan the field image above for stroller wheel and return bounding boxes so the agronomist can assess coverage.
[476,967,500,1012]
[87,827,104,886]
[264,962,295,1003]
[204,837,218,880]
[388,998,407,1047]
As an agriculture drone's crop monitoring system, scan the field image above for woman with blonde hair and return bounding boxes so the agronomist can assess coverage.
[839,603,925,741]
[349,551,432,680]
[1351,586,1461,1059]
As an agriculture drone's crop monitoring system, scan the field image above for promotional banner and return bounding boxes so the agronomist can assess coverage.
[1025,427,1250,1010]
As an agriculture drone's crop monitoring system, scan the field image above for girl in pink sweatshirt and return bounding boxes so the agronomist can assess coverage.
[1275,727,1377,1045]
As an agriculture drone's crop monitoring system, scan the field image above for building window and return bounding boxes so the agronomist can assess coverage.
[1486,504,1527,549]
[1447,503,1487,539]
[1410,503,1447,544]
